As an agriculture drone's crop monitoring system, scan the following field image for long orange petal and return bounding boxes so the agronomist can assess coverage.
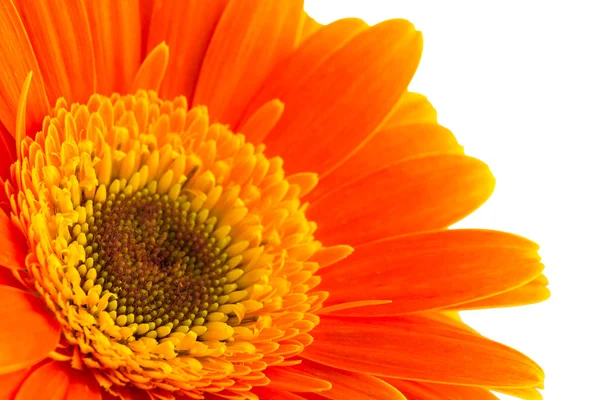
[302,315,544,388]
[146,0,228,101]
[306,91,447,199]
[259,19,423,176]
[317,229,544,316]
[0,367,30,399]
[16,361,101,400]
[292,359,406,400]
[0,210,28,270]
[381,91,439,128]
[308,123,463,201]
[84,0,141,95]
[240,17,368,142]
[448,274,550,310]
[14,0,96,105]
[0,287,60,374]
[193,0,304,126]
[308,154,495,246]
[0,0,49,137]
[384,378,500,400]
[265,366,332,393]
[130,42,170,93]
[299,12,322,42]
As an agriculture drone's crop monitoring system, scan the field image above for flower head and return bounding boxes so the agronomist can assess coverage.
[0,1,548,399]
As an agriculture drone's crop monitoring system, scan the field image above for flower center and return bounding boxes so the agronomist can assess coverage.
[73,188,235,338]
[6,90,335,397]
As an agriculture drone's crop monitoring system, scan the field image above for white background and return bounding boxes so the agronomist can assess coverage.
[305,1,600,399]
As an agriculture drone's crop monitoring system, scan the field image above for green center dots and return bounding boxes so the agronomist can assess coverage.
[72,187,237,339]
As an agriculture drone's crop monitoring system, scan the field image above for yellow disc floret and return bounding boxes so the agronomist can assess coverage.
[4,90,343,399]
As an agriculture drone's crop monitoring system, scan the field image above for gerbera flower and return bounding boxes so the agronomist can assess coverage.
[0,1,549,399]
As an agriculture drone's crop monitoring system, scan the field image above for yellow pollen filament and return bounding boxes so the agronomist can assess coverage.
[4,89,353,398]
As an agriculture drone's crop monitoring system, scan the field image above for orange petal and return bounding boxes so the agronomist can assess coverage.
[292,359,406,400]
[193,0,304,126]
[0,367,30,399]
[448,274,550,310]
[238,99,285,144]
[258,19,422,176]
[15,361,65,400]
[308,123,462,201]
[84,0,141,95]
[317,229,544,316]
[16,361,101,400]
[130,42,169,93]
[299,12,323,42]
[0,266,24,289]
[240,17,368,141]
[381,92,438,128]
[302,315,544,388]
[420,311,480,336]
[64,368,102,400]
[14,0,96,106]
[146,0,228,101]
[251,387,305,400]
[383,378,499,400]
[308,154,495,246]
[0,0,49,137]
[0,286,60,374]
[0,210,28,270]
[265,366,331,393]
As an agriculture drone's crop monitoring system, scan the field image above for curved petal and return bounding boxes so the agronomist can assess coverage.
[308,154,495,246]
[193,0,304,126]
[383,378,499,400]
[130,42,170,93]
[0,287,60,374]
[0,0,50,137]
[84,0,141,95]
[15,0,96,106]
[15,362,70,400]
[381,92,438,128]
[308,123,462,200]
[259,19,423,176]
[302,315,544,388]
[0,210,28,270]
[265,367,331,393]
[299,12,322,42]
[310,91,443,199]
[0,367,30,399]
[240,17,368,140]
[64,368,102,400]
[146,0,228,101]
[0,266,24,289]
[292,359,406,399]
[317,229,544,316]
[447,274,550,310]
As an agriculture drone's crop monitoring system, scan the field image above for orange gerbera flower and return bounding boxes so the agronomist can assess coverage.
[0,1,549,399]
